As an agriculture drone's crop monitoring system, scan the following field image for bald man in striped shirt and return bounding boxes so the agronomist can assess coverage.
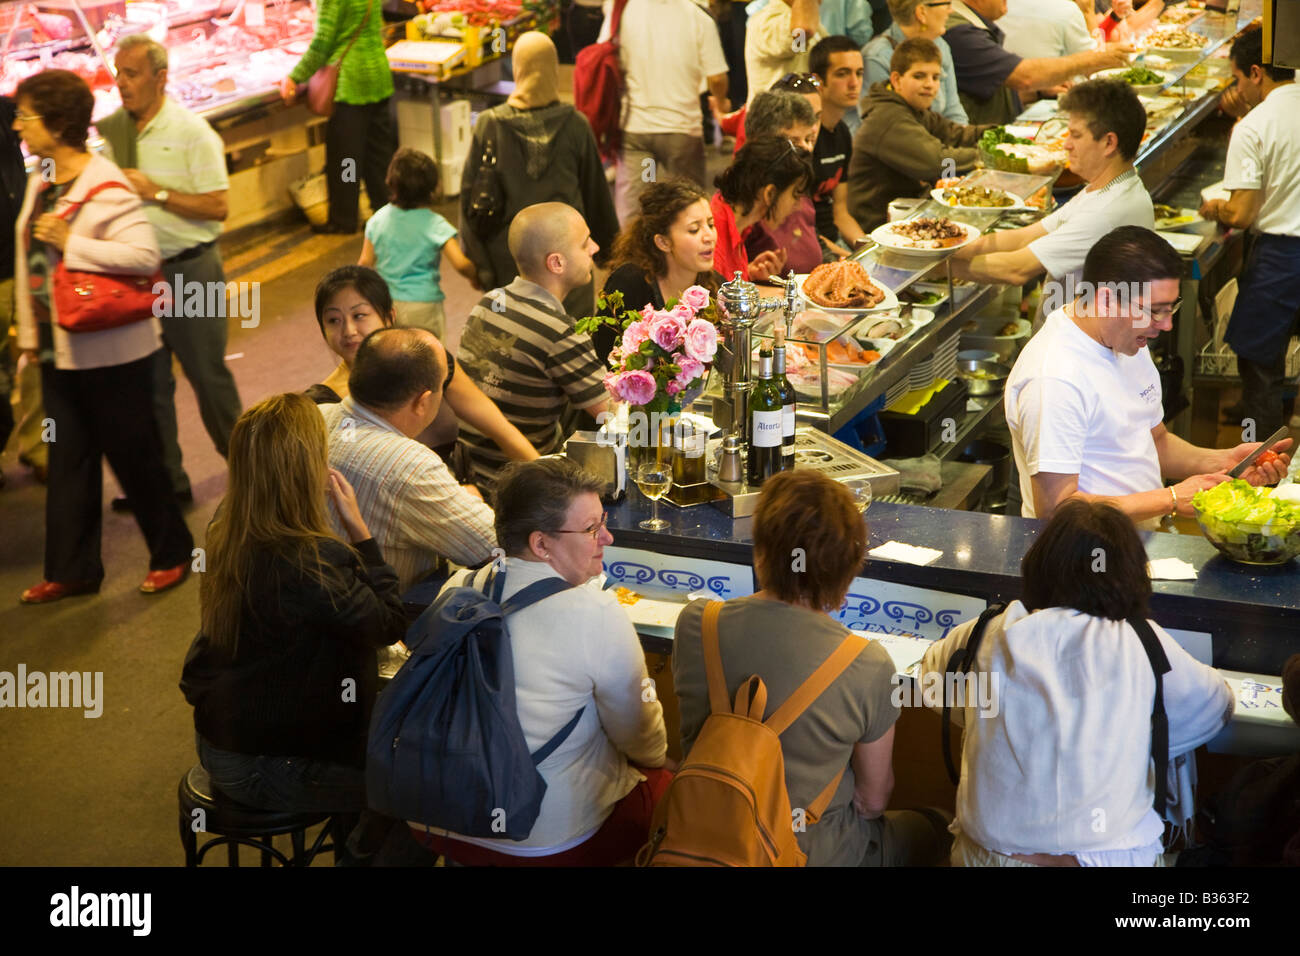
[321,327,496,591]
[457,203,611,494]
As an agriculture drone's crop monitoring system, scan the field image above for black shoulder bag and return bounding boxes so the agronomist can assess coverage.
[465,118,505,236]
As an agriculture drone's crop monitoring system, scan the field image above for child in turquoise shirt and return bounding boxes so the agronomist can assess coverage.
[360,147,479,337]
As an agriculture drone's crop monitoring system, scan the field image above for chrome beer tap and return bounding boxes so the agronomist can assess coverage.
[713,271,799,452]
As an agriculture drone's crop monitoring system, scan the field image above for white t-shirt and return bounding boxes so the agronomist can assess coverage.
[1222,83,1300,237]
[744,1,824,107]
[1029,168,1154,313]
[918,602,1233,861]
[1000,0,1095,60]
[605,0,729,136]
[1006,307,1165,517]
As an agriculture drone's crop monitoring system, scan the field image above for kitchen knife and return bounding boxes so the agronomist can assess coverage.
[1227,426,1290,478]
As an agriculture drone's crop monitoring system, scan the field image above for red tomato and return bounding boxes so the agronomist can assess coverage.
[1255,450,1281,467]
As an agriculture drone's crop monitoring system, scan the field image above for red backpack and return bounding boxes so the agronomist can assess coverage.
[572,0,631,161]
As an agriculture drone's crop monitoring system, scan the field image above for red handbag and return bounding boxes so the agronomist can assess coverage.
[304,0,372,118]
[50,181,166,334]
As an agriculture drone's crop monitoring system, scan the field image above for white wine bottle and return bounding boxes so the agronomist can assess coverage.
[773,325,796,472]
[748,346,783,486]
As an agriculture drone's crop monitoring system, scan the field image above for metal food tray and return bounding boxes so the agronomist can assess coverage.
[711,426,899,517]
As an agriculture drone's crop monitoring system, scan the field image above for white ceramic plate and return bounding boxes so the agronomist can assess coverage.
[794,271,899,314]
[1093,66,1171,96]
[1142,36,1209,60]
[929,187,1030,212]
[869,220,982,257]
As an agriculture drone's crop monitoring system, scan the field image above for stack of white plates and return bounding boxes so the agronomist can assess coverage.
[906,330,962,392]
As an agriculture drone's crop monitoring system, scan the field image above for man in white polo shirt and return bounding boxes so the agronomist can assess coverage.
[1006,227,1291,524]
[603,0,730,222]
[1199,28,1300,439]
[952,78,1153,319]
[99,34,242,510]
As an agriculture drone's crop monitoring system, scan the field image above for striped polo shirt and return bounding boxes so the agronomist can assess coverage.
[457,277,608,491]
[320,397,496,591]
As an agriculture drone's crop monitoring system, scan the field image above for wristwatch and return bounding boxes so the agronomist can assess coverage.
[153,188,170,205]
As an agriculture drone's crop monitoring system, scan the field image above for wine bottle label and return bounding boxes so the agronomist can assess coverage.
[782,406,795,440]
[752,410,783,448]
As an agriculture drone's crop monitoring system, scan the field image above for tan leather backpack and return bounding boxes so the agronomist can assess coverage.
[638,601,867,867]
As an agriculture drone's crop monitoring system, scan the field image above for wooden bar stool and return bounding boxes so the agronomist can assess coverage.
[177,765,345,867]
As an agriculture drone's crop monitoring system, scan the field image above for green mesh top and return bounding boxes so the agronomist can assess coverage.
[289,0,394,105]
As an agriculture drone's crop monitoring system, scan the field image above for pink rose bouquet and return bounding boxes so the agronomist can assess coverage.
[607,369,658,406]
[680,285,710,312]
[576,287,721,414]
[683,319,719,362]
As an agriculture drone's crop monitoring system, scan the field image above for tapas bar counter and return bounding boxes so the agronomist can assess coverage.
[604,499,1300,677]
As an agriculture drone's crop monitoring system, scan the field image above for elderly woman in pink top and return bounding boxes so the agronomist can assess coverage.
[14,70,192,604]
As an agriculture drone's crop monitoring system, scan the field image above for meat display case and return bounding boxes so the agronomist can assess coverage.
[1,2,318,121]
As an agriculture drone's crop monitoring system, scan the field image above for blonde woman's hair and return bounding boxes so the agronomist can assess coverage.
[200,392,349,654]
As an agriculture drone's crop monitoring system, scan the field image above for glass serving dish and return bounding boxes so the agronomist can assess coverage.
[1193,507,1300,566]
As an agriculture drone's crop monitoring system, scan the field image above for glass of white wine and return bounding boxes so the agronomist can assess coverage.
[844,478,872,514]
[636,461,672,531]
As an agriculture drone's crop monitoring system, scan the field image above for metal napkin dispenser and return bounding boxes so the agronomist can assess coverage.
[563,431,627,502]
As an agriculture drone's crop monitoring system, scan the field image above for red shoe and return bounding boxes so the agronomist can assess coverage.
[20,580,100,604]
[140,563,189,594]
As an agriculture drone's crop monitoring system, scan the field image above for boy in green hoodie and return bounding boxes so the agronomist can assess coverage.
[847,38,996,230]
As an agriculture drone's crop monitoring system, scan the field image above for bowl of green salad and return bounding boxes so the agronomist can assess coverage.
[1192,480,1300,566]
[1095,65,1169,96]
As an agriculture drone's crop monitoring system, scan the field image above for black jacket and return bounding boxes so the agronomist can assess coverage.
[180,537,407,766]
[459,102,618,317]
[593,263,663,366]
[0,97,28,283]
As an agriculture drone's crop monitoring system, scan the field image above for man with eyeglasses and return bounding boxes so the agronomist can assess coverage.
[1005,227,1291,525]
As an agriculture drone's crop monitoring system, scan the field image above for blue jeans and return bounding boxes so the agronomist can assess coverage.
[196,734,368,814]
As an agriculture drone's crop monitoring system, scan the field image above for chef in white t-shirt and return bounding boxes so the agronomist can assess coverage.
[952,78,1154,313]
[1006,226,1292,523]
[1199,28,1300,440]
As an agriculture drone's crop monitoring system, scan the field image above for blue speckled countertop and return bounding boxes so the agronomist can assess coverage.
[607,498,1300,673]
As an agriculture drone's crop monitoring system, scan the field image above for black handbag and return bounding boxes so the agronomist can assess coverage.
[465,120,505,235]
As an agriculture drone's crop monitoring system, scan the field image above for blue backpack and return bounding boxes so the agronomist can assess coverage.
[366,565,583,840]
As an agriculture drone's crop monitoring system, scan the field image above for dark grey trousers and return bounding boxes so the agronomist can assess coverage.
[152,242,243,495]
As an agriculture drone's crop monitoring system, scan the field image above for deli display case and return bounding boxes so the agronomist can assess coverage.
[0,0,556,228]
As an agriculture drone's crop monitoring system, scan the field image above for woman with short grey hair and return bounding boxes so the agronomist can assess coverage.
[744,90,823,273]
[745,90,819,150]
[414,458,672,866]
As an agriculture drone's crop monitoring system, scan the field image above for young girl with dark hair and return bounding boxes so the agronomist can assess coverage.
[304,266,537,469]
[593,178,720,364]
[710,135,814,282]
[359,147,479,338]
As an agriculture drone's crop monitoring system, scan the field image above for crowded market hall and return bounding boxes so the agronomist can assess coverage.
[1,0,1298,904]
